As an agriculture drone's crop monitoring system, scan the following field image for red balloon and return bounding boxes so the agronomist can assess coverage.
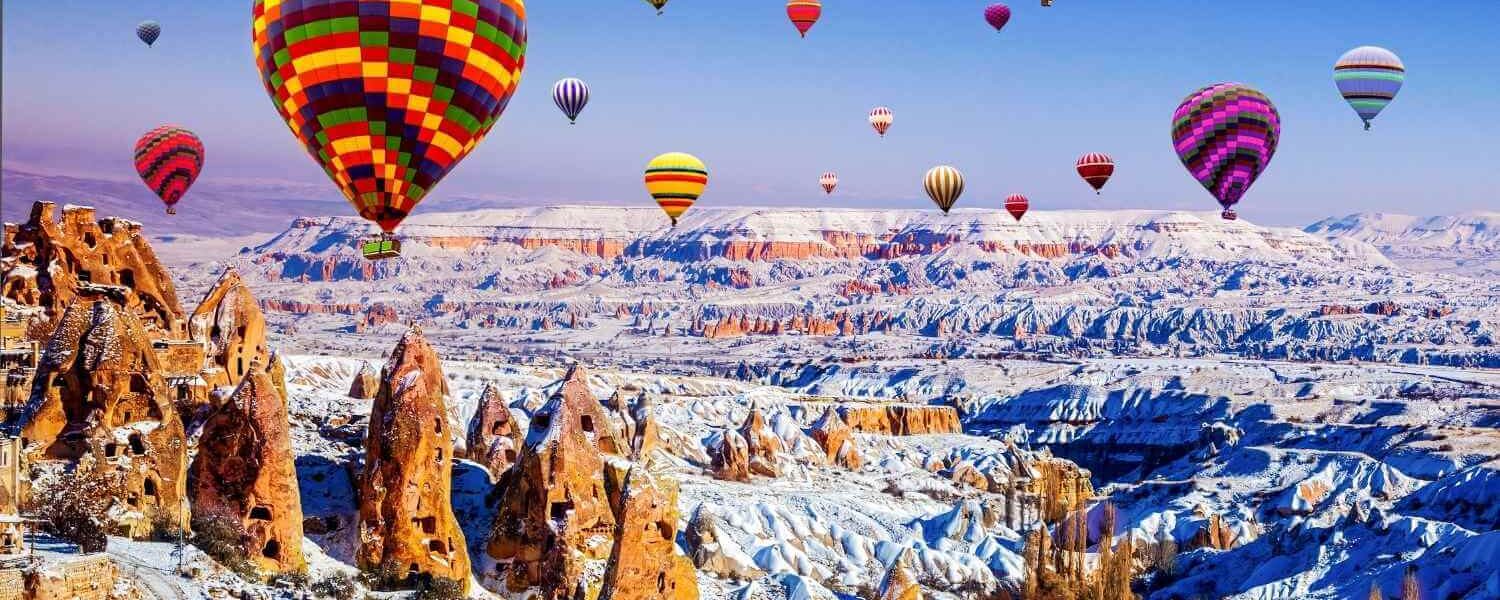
[985,4,1011,32]
[1005,194,1029,221]
[134,125,204,215]
[787,0,822,38]
[1076,153,1115,194]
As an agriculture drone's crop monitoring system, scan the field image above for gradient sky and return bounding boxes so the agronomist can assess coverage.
[3,0,1497,225]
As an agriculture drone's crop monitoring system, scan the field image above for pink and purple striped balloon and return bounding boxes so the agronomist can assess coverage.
[984,4,1012,32]
[1171,82,1280,220]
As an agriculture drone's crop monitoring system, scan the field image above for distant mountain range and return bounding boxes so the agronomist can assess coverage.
[1305,212,1500,277]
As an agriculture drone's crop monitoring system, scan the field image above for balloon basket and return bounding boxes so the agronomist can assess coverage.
[166,206,176,215]
[361,236,402,260]
[1221,210,1238,221]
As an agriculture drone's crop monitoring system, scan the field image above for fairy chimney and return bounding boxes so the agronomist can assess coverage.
[708,429,751,483]
[597,466,700,600]
[808,406,863,470]
[356,327,469,591]
[188,354,306,575]
[347,361,379,400]
[465,383,522,479]
[737,406,783,478]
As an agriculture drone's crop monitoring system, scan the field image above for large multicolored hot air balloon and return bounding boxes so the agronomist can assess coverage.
[137,21,161,47]
[553,78,589,124]
[984,4,1011,32]
[645,0,668,15]
[1171,82,1280,220]
[1334,46,1405,131]
[251,0,528,259]
[1075,153,1114,194]
[820,171,838,195]
[134,125,204,215]
[1004,194,1029,221]
[923,166,964,214]
[787,1,822,38]
[645,152,708,227]
[869,107,893,138]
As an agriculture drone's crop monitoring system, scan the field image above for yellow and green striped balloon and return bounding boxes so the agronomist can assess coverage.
[645,152,708,227]
[923,165,965,214]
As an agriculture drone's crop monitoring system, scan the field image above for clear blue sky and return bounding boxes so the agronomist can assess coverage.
[3,0,1496,225]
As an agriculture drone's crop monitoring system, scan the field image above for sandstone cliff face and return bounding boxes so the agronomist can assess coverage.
[187,268,268,395]
[483,364,695,599]
[347,361,379,400]
[837,405,962,436]
[187,354,306,575]
[597,466,699,600]
[1187,512,1238,551]
[808,407,862,470]
[2,202,183,336]
[356,328,469,591]
[484,363,620,596]
[16,298,188,537]
[464,383,522,479]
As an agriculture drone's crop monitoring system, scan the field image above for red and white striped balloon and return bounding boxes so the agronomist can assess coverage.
[1004,194,1029,221]
[1076,152,1115,194]
[820,171,839,194]
[869,107,893,137]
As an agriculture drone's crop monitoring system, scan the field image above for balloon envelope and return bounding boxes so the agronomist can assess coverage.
[553,78,590,124]
[1334,46,1404,130]
[137,21,161,47]
[820,171,838,195]
[787,1,822,37]
[1004,194,1028,221]
[1171,82,1280,218]
[923,166,964,214]
[250,0,528,234]
[869,107,893,137]
[1075,153,1114,194]
[645,152,708,226]
[134,125,204,214]
[984,4,1011,32]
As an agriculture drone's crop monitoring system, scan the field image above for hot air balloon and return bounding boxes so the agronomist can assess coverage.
[137,21,161,47]
[645,0,668,15]
[251,0,528,260]
[984,4,1011,32]
[134,125,204,215]
[1075,153,1114,194]
[553,78,590,124]
[820,171,839,195]
[1041,0,1053,6]
[869,107,893,138]
[645,152,708,227]
[923,166,964,214]
[1004,194,1029,221]
[787,1,822,38]
[1334,46,1405,131]
[1171,82,1280,221]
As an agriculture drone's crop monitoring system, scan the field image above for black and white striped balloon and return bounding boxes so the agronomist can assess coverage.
[552,78,590,124]
[137,20,161,47]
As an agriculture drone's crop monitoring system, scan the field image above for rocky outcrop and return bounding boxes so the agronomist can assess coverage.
[685,508,763,581]
[738,407,783,478]
[601,390,636,445]
[187,268,269,395]
[1187,513,1238,551]
[484,363,622,596]
[15,297,189,537]
[627,393,660,462]
[808,407,862,470]
[356,327,469,591]
[484,363,695,599]
[837,405,962,436]
[877,552,923,600]
[465,383,522,479]
[598,466,699,600]
[2,202,183,336]
[347,361,379,399]
[709,429,751,482]
[187,354,306,575]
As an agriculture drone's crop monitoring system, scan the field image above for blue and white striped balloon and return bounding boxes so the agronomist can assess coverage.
[552,78,590,124]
